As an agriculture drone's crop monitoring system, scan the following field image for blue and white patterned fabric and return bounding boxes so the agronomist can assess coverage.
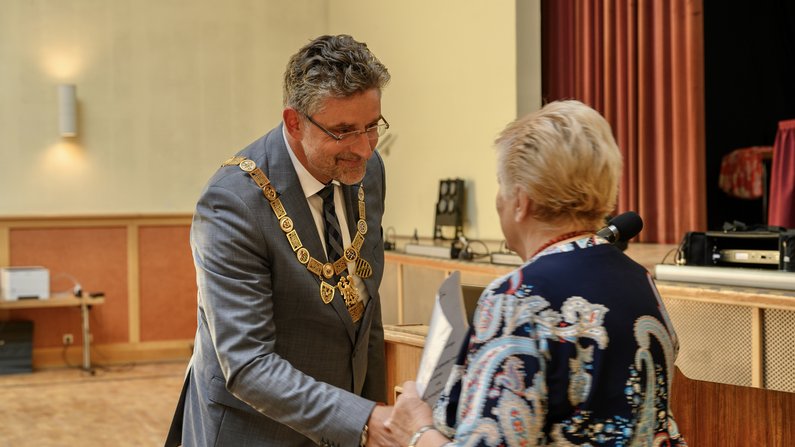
[433,236,687,446]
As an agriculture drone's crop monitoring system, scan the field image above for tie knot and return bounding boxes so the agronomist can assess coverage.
[318,184,335,204]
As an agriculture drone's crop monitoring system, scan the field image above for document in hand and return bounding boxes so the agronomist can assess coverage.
[414,271,471,406]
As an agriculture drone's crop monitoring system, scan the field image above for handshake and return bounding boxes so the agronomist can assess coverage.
[364,381,442,447]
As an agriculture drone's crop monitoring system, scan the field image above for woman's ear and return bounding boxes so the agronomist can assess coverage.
[513,186,532,222]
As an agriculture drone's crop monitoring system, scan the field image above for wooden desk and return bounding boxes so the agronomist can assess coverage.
[384,324,427,404]
[0,295,105,371]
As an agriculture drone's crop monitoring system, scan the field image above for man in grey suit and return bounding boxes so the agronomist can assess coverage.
[166,34,396,447]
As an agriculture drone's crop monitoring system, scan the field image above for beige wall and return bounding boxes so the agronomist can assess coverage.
[0,0,326,215]
[0,0,540,240]
[331,0,541,240]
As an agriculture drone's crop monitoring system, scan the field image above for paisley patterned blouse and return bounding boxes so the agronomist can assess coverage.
[433,236,687,446]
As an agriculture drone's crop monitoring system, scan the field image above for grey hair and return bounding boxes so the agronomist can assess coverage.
[283,34,391,115]
[495,100,623,229]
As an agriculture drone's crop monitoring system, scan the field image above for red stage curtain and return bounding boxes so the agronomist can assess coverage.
[542,0,707,243]
[768,119,795,228]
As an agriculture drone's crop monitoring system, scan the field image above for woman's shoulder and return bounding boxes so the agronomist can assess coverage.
[477,243,658,322]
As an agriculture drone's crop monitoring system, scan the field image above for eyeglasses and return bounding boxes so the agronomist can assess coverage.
[303,113,390,148]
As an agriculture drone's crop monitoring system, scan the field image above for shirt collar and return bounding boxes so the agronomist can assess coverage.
[282,124,339,199]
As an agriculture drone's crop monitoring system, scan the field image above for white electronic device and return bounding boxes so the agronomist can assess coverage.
[0,267,50,300]
[718,249,779,265]
[405,243,454,259]
[654,264,795,291]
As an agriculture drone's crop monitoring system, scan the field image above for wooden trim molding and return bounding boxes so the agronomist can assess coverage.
[0,224,9,267]
[385,251,510,277]
[751,307,764,388]
[33,340,194,368]
[396,263,404,324]
[0,213,192,226]
[127,224,141,343]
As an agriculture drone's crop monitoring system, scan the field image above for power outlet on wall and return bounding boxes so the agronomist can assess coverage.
[62,333,74,346]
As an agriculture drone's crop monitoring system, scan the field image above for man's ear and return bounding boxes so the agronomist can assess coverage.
[283,108,302,139]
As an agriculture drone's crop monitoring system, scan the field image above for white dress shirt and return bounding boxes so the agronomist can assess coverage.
[282,126,370,308]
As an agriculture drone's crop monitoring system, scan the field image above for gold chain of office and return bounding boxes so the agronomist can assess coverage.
[222,156,372,322]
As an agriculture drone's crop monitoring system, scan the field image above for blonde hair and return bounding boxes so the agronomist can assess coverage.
[495,100,623,229]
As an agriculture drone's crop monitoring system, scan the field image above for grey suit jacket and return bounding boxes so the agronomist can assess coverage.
[167,124,387,447]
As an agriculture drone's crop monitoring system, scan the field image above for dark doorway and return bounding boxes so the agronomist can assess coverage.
[704,2,795,230]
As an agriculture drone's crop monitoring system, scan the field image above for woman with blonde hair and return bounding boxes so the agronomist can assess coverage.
[387,100,686,446]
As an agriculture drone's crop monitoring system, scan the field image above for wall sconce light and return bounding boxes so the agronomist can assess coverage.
[58,84,77,137]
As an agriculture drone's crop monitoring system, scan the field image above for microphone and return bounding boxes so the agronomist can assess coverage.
[597,211,643,243]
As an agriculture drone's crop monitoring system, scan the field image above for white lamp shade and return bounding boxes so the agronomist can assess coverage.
[58,84,77,137]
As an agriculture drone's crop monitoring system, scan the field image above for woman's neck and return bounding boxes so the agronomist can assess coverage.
[519,221,595,261]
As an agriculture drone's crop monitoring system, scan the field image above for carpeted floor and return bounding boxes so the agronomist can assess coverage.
[0,361,188,447]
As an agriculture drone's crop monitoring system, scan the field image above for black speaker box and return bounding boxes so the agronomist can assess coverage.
[434,178,465,239]
[680,230,794,271]
[680,232,709,266]
[780,230,795,272]
[0,320,33,375]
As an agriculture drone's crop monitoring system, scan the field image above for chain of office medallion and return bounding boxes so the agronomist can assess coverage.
[221,156,374,285]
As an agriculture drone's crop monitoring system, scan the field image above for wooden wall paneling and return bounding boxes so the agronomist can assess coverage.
[384,325,426,405]
[384,341,422,405]
[401,265,446,325]
[8,226,129,348]
[0,215,195,367]
[138,225,197,342]
[459,270,498,287]
[380,259,400,325]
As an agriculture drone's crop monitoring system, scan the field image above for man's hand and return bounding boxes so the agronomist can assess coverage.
[366,405,399,447]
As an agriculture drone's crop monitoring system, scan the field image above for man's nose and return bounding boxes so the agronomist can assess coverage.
[349,134,376,159]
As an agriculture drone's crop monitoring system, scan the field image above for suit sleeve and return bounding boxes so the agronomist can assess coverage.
[192,183,374,446]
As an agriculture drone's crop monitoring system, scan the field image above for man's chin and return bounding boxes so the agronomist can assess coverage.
[337,168,366,185]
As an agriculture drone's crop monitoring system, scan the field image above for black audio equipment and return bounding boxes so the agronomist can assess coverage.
[678,230,794,271]
[780,230,795,272]
[434,178,465,240]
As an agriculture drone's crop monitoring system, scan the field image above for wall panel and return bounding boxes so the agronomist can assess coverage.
[138,225,196,342]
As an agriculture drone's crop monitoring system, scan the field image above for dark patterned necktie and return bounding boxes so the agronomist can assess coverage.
[318,184,365,325]
[318,184,344,264]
